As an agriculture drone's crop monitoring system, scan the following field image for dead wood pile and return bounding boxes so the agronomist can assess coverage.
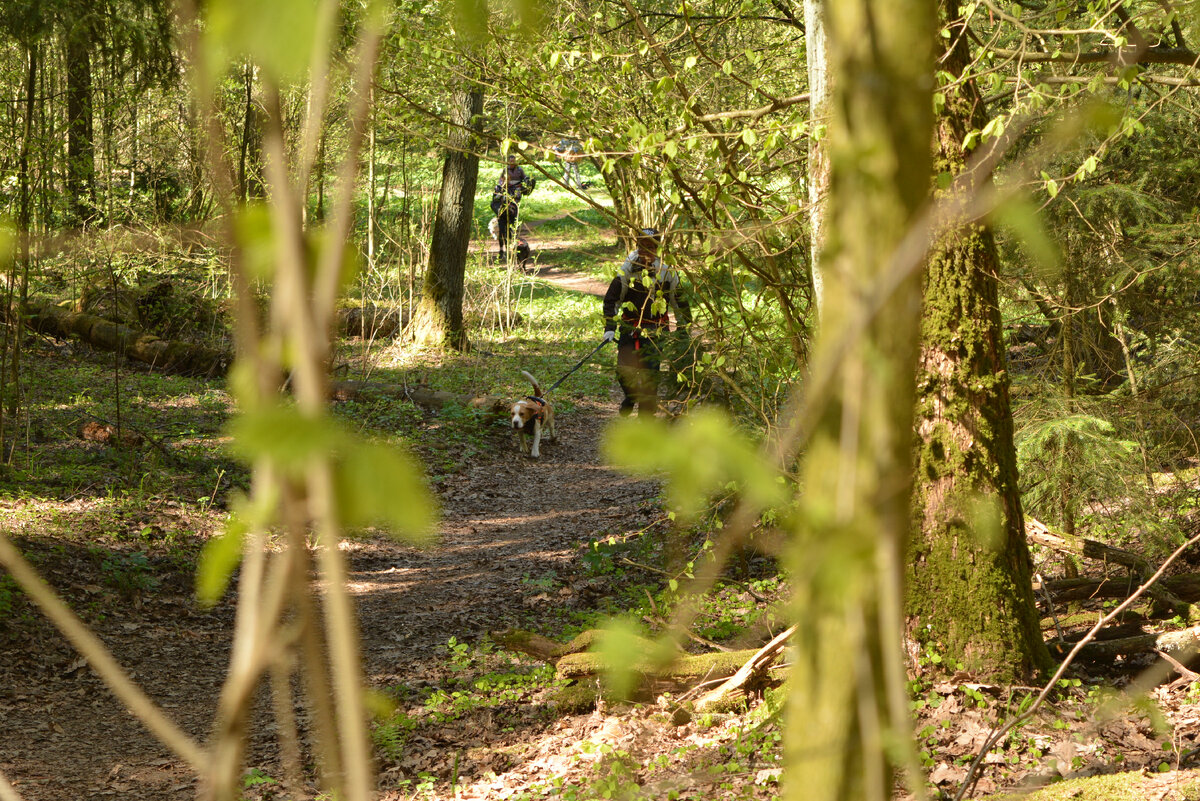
[1032,517,1200,663]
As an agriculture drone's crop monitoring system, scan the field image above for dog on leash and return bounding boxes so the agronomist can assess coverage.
[488,217,532,265]
[509,370,556,458]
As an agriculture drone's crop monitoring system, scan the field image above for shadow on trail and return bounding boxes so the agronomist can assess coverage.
[349,398,659,685]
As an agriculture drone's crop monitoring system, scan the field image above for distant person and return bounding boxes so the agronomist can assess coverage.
[490,155,534,261]
[552,137,585,190]
[602,227,691,417]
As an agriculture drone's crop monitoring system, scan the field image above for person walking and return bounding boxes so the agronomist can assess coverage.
[602,227,692,417]
[490,154,534,261]
[553,137,585,190]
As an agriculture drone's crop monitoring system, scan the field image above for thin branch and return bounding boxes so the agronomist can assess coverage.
[0,768,25,801]
[0,533,207,771]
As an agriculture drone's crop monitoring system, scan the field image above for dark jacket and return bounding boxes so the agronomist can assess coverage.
[491,164,533,213]
[603,250,691,337]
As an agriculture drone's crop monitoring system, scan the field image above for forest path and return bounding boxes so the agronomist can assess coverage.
[0,267,654,801]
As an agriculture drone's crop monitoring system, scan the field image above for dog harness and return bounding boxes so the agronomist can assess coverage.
[524,396,547,422]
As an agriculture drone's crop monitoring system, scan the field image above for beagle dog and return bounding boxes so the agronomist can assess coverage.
[510,370,556,458]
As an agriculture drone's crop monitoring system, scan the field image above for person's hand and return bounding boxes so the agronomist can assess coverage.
[603,331,616,343]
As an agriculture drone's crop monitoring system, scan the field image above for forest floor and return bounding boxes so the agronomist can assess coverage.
[4,227,1200,800]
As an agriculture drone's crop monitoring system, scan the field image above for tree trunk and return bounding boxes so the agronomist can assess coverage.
[906,0,1052,684]
[410,88,483,350]
[2,44,37,450]
[65,23,96,225]
[803,0,830,320]
[785,0,935,799]
[238,63,253,201]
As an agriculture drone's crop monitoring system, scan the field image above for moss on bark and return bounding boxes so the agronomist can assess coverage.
[907,2,1051,682]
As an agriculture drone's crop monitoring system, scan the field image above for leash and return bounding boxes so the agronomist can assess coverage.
[547,339,611,392]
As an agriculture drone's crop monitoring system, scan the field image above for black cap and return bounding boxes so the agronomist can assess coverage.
[638,227,661,244]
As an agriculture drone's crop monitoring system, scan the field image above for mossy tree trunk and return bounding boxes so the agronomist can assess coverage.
[906,0,1052,682]
[410,87,483,351]
[785,0,935,799]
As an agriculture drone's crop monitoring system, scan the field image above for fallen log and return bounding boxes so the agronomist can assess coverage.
[337,305,406,339]
[1075,625,1200,663]
[496,628,788,712]
[26,302,232,377]
[1044,574,1200,605]
[1028,517,1197,620]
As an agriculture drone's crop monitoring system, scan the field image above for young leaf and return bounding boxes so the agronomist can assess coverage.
[196,516,248,606]
[204,0,322,84]
[226,406,346,476]
[333,440,437,542]
[989,195,1061,281]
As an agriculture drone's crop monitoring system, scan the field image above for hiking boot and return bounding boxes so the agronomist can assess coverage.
[619,398,635,417]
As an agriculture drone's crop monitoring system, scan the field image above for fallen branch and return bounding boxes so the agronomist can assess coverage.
[694,624,796,712]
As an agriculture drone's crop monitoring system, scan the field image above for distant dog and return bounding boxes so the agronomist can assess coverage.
[509,370,556,458]
[488,217,532,265]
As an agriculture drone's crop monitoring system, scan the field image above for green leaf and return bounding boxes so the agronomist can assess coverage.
[603,408,786,523]
[196,518,247,605]
[741,128,758,146]
[990,195,1061,282]
[511,0,546,32]
[684,55,697,70]
[980,116,1005,141]
[204,0,322,84]
[226,406,347,475]
[234,203,277,283]
[0,223,13,270]
[594,619,672,702]
[333,440,436,542]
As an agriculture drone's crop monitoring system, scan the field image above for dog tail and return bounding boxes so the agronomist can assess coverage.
[520,370,543,396]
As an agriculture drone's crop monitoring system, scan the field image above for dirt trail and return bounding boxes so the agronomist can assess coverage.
[353,396,657,682]
[0,269,656,800]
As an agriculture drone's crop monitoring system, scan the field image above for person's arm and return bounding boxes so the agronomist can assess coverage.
[602,276,624,333]
[667,271,692,329]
